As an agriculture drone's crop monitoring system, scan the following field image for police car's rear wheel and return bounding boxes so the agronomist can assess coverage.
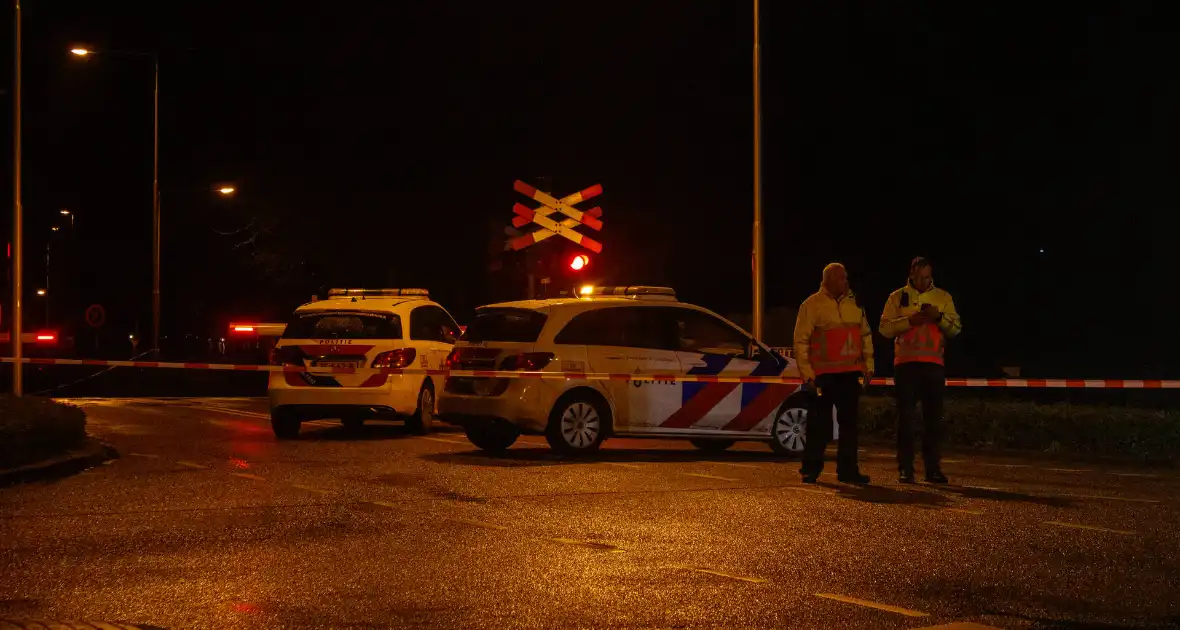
[464,420,520,452]
[546,393,608,454]
[271,410,301,440]
[406,382,435,434]
[770,405,807,456]
[689,439,736,453]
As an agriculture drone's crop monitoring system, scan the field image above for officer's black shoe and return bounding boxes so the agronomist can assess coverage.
[925,471,949,484]
[899,470,916,484]
[837,472,871,484]
[801,473,820,484]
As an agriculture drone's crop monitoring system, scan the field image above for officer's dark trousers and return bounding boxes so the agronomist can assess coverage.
[801,371,862,476]
[894,361,946,474]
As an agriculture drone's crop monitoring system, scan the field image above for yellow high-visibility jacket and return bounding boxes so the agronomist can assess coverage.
[793,288,874,381]
[879,283,961,366]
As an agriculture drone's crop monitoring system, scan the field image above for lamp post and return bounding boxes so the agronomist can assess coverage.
[12,0,24,395]
[71,47,160,354]
[752,0,764,340]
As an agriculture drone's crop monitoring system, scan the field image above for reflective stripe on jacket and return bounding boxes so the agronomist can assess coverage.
[879,283,961,366]
[794,289,874,380]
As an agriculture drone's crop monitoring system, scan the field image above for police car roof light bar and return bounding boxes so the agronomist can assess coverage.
[587,286,677,299]
[327,288,430,298]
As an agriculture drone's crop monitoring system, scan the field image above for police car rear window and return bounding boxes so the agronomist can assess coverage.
[462,308,547,343]
[283,312,402,340]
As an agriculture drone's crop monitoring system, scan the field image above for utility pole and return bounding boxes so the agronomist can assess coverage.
[752,0,765,340]
[11,0,24,395]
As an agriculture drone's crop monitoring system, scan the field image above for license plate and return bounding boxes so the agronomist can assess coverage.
[315,360,361,369]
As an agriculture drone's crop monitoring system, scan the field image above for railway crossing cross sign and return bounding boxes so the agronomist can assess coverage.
[508,180,604,253]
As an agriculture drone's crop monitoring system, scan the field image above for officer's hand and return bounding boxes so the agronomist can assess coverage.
[908,311,928,326]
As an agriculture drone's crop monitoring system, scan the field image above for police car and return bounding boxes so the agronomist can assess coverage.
[268,288,461,439]
[438,286,811,455]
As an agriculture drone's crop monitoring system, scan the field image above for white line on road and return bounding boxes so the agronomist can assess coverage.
[815,593,928,617]
[601,462,644,470]
[128,453,160,458]
[668,565,767,584]
[682,473,740,482]
[291,484,330,495]
[1058,494,1161,504]
[176,461,207,470]
[1044,468,1092,473]
[231,472,267,482]
[415,436,467,446]
[710,462,764,470]
[1044,521,1136,536]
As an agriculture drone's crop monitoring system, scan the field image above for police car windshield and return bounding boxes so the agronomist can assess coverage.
[283,311,402,340]
[462,308,547,343]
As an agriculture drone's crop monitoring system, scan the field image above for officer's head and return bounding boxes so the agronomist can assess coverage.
[909,257,933,291]
[822,263,848,297]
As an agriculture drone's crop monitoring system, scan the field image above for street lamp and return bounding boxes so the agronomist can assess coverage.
[35,288,45,296]
[217,186,236,196]
[71,45,161,354]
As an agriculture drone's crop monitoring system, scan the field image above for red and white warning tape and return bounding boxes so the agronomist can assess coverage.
[1,357,1178,389]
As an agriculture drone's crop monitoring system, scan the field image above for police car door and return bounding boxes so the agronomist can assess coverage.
[564,307,680,432]
[409,305,460,370]
[658,308,786,435]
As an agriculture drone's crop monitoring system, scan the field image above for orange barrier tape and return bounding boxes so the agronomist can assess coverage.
[2,357,1178,388]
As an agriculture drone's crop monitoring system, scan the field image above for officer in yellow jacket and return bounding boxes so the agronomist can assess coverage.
[793,263,874,484]
[880,257,962,484]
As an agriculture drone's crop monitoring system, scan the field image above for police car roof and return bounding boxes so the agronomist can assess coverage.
[294,294,430,313]
[483,292,680,311]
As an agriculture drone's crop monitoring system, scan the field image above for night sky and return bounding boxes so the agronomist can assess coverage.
[1,2,1176,377]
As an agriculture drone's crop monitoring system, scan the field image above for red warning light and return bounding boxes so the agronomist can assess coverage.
[569,254,589,271]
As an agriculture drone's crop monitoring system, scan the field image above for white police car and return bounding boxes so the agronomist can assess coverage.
[438,286,811,455]
[268,288,461,439]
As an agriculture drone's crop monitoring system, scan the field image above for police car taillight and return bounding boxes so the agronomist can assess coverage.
[372,348,417,369]
[500,352,554,371]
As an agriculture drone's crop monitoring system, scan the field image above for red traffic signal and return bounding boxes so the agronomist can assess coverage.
[569,254,589,271]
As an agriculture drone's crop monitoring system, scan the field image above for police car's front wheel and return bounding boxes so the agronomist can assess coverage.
[546,392,610,454]
[770,403,808,456]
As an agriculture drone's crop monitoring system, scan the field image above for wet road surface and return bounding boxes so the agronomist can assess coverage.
[1,397,1178,629]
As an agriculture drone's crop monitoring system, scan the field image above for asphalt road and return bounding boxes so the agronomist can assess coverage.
[2,398,1178,629]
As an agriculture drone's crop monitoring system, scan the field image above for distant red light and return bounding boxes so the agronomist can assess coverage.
[569,254,589,271]
[232,326,255,333]
[35,333,56,342]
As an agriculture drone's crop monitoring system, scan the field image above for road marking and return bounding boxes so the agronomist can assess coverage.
[785,486,832,496]
[943,508,985,515]
[370,500,399,509]
[548,538,624,552]
[1044,468,1091,473]
[815,593,928,617]
[190,404,270,419]
[669,565,767,584]
[940,459,965,463]
[231,473,266,482]
[979,463,1030,468]
[176,461,207,469]
[291,484,330,495]
[415,436,466,446]
[602,462,643,470]
[914,623,1006,629]
[961,485,1003,491]
[1060,494,1160,504]
[1044,521,1136,536]
[128,453,160,459]
[1110,472,1160,478]
[682,473,740,482]
[711,462,763,470]
[450,517,509,531]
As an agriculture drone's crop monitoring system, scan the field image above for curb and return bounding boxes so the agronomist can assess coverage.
[0,438,118,487]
